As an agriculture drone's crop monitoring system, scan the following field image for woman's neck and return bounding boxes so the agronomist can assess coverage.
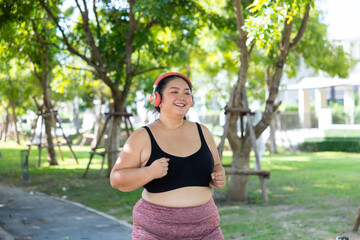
[158,116,185,130]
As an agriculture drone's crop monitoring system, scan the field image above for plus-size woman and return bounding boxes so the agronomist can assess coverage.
[110,72,226,239]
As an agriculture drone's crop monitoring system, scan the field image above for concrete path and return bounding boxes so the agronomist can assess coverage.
[0,183,132,240]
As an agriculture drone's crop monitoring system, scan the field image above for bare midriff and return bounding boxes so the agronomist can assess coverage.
[142,186,212,207]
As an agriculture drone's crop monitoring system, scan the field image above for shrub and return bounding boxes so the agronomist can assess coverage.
[330,103,349,124]
[282,105,298,112]
[355,106,360,124]
[298,137,360,152]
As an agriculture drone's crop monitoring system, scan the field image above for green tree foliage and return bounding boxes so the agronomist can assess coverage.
[209,0,355,202]
[39,0,212,174]
[290,10,357,78]
[0,58,36,113]
[194,1,356,108]
[0,0,64,164]
[0,0,39,142]
[0,57,36,143]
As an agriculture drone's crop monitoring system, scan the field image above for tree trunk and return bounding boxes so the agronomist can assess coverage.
[73,96,81,134]
[106,0,136,176]
[43,114,57,165]
[265,66,278,154]
[226,0,252,202]
[227,138,252,202]
[269,117,278,154]
[91,94,106,147]
[91,116,104,148]
[9,99,20,144]
[107,115,122,177]
[31,19,58,165]
[225,1,311,202]
[41,50,57,165]
[42,82,58,165]
[0,117,3,141]
[106,96,125,177]
[1,106,10,142]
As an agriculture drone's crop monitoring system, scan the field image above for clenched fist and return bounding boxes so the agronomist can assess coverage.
[149,157,170,179]
[210,169,226,189]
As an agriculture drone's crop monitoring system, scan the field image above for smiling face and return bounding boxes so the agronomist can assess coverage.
[158,77,193,117]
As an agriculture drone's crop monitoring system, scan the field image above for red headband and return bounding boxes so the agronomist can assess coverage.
[154,72,193,89]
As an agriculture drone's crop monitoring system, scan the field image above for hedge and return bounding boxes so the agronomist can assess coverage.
[298,137,360,153]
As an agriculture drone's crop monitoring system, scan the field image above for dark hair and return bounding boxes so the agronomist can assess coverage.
[154,75,193,113]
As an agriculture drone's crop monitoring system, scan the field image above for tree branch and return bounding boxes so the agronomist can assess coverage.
[121,0,138,99]
[233,0,248,50]
[248,40,256,56]
[30,20,47,83]
[93,0,102,41]
[225,35,241,48]
[64,65,97,75]
[39,0,106,73]
[146,19,159,28]
[74,0,84,13]
[106,2,122,28]
[289,1,311,50]
[76,0,104,67]
[32,65,41,82]
[279,9,293,55]
[30,37,60,50]
[31,20,43,45]
[132,50,141,75]
[232,0,250,101]
[261,8,295,135]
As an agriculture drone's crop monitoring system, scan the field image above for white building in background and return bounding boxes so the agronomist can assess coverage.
[279,0,360,129]
[278,37,360,129]
[284,75,360,128]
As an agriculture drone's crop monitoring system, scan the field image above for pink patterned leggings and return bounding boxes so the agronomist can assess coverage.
[132,198,224,240]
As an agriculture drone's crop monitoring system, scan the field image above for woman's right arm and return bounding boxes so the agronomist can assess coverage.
[110,128,169,192]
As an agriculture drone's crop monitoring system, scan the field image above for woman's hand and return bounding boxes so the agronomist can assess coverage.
[149,157,170,179]
[210,166,226,189]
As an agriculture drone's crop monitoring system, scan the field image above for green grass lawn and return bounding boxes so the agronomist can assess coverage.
[0,141,359,239]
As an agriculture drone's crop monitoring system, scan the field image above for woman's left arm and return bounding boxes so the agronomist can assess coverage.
[200,124,226,189]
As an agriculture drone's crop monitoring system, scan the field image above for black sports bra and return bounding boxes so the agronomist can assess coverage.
[143,122,214,193]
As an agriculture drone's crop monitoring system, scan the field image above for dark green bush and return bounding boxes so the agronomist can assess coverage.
[298,137,360,152]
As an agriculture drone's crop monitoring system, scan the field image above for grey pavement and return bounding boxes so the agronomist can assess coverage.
[0,183,132,240]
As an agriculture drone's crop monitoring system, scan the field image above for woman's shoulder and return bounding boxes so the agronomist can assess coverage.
[193,121,210,134]
[126,126,150,144]
[194,122,216,143]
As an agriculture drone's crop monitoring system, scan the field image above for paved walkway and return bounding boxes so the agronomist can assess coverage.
[0,183,132,240]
